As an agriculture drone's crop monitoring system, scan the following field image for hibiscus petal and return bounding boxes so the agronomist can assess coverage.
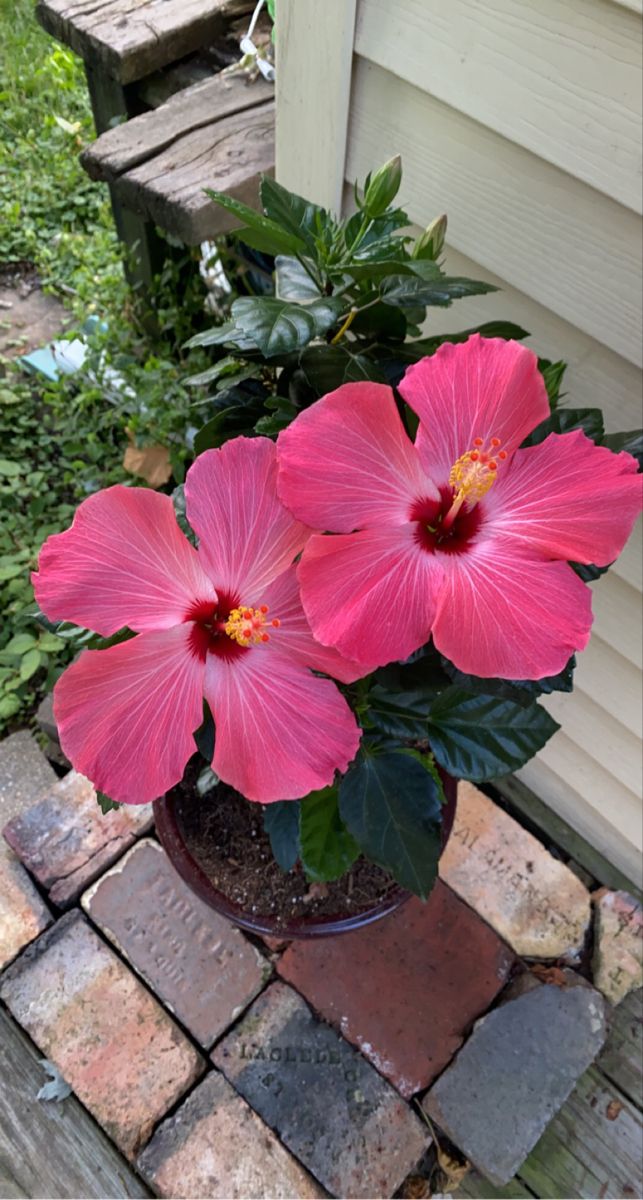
[277,382,435,531]
[256,565,365,684]
[298,526,444,671]
[53,624,206,804]
[185,437,309,598]
[432,539,593,679]
[33,486,215,636]
[205,650,361,802]
[483,430,642,565]
[399,335,550,484]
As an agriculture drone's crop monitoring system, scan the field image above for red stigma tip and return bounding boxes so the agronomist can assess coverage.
[480,452,488,463]
[498,450,507,460]
[271,618,280,627]
[489,460,498,471]
[260,605,269,614]
[261,633,270,642]
[490,437,501,448]
[473,437,484,447]
[469,450,480,462]
[242,629,251,638]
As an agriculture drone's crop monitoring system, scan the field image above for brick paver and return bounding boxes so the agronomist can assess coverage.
[0,911,204,1160]
[3,770,153,907]
[213,980,430,1199]
[0,854,52,969]
[82,839,271,1048]
[0,731,56,839]
[592,889,643,1005]
[277,880,515,1097]
[138,1070,325,1199]
[440,782,591,960]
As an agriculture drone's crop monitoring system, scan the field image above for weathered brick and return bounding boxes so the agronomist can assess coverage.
[3,770,153,907]
[424,982,607,1185]
[277,881,514,1097]
[440,782,591,960]
[0,911,204,1160]
[0,730,56,841]
[82,839,271,1047]
[138,1070,325,1199]
[592,889,643,1006]
[0,854,51,970]
[213,980,430,1199]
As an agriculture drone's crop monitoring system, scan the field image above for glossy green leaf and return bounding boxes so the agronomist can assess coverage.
[523,408,604,447]
[367,686,430,739]
[299,344,387,394]
[442,657,576,706]
[602,429,643,469]
[427,688,559,781]
[381,273,498,308]
[263,800,301,872]
[570,561,612,583]
[231,297,344,358]
[275,256,321,301]
[299,787,359,882]
[193,407,243,456]
[204,189,308,257]
[339,749,442,898]
[538,359,567,410]
[386,322,531,363]
[96,792,121,814]
[184,356,247,387]
[260,178,329,252]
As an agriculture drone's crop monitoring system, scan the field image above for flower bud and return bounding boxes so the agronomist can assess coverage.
[412,213,447,260]
[363,155,402,217]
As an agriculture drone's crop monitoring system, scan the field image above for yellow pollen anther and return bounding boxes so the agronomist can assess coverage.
[225,605,280,646]
[441,434,506,533]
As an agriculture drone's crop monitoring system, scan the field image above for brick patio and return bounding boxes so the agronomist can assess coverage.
[0,729,641,1199]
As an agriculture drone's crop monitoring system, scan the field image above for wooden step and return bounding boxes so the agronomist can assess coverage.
[81,73,274,244]
[36,0,254,85]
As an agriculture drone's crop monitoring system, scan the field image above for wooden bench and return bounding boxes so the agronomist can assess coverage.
[35,0,275,285]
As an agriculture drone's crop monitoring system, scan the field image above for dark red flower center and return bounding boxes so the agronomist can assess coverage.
[187,593,281,660]
[411,487,485,555]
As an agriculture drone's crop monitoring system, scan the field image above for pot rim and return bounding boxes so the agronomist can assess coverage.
[153,767,457,939]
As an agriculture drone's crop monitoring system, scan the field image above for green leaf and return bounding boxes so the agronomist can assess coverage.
[0,694,21,720]
[381,273,498,308]
[539,359,567,410]
[231,297,344,358]
[0,459,21,477]
[4,633,37,655]
[0,562,23,581]
[374,646,451,696]
[172,484,197,545]
[19,648,41,681]
[204,189,308,257]
[367,686,430,739]
[275,255,321,301]
[260,178,328,253]
[523,408,604,447]
[299,787,359,882]
[442,657,575,706]
[193,407,243,456]
[339,749,443,898]
[96,791,121,814]
[299,344,386,394]
[602,429,643,469]
[185,356,248,387]
[37,633,65,653]
[263,801,301,872]
[398,322,530,361]
[570,561,612,583]
[427,688,559,780]
[363,155,403,217]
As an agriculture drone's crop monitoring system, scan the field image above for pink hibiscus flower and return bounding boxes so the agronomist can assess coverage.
[277,335,642,680]
[33,438,362,805]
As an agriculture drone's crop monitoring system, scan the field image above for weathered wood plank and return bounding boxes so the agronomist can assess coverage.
[36,0,253,84]
[518,1065,643,1199]
[82,73,273,182]
[0,1006,150,1199]
[110,100,274,244]
[598,989,643,1108]
[455,1170,535,1198]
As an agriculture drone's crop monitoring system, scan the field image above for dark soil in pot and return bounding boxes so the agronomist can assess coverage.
[154,759,457,939]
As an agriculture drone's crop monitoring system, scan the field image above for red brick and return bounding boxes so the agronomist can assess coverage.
[82,839,271,1047]
[0,911,204,1160]
[0,854,52,969]
[3,770,153,907]
[277,880,515,1097]
[138,1070,325,1198]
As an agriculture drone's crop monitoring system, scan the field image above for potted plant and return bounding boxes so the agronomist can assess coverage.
[32,161,642,938]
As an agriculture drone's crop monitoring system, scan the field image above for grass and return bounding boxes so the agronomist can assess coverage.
[0,0,215,731]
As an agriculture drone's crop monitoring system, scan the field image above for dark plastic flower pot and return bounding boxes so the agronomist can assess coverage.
[154,767,458,940]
